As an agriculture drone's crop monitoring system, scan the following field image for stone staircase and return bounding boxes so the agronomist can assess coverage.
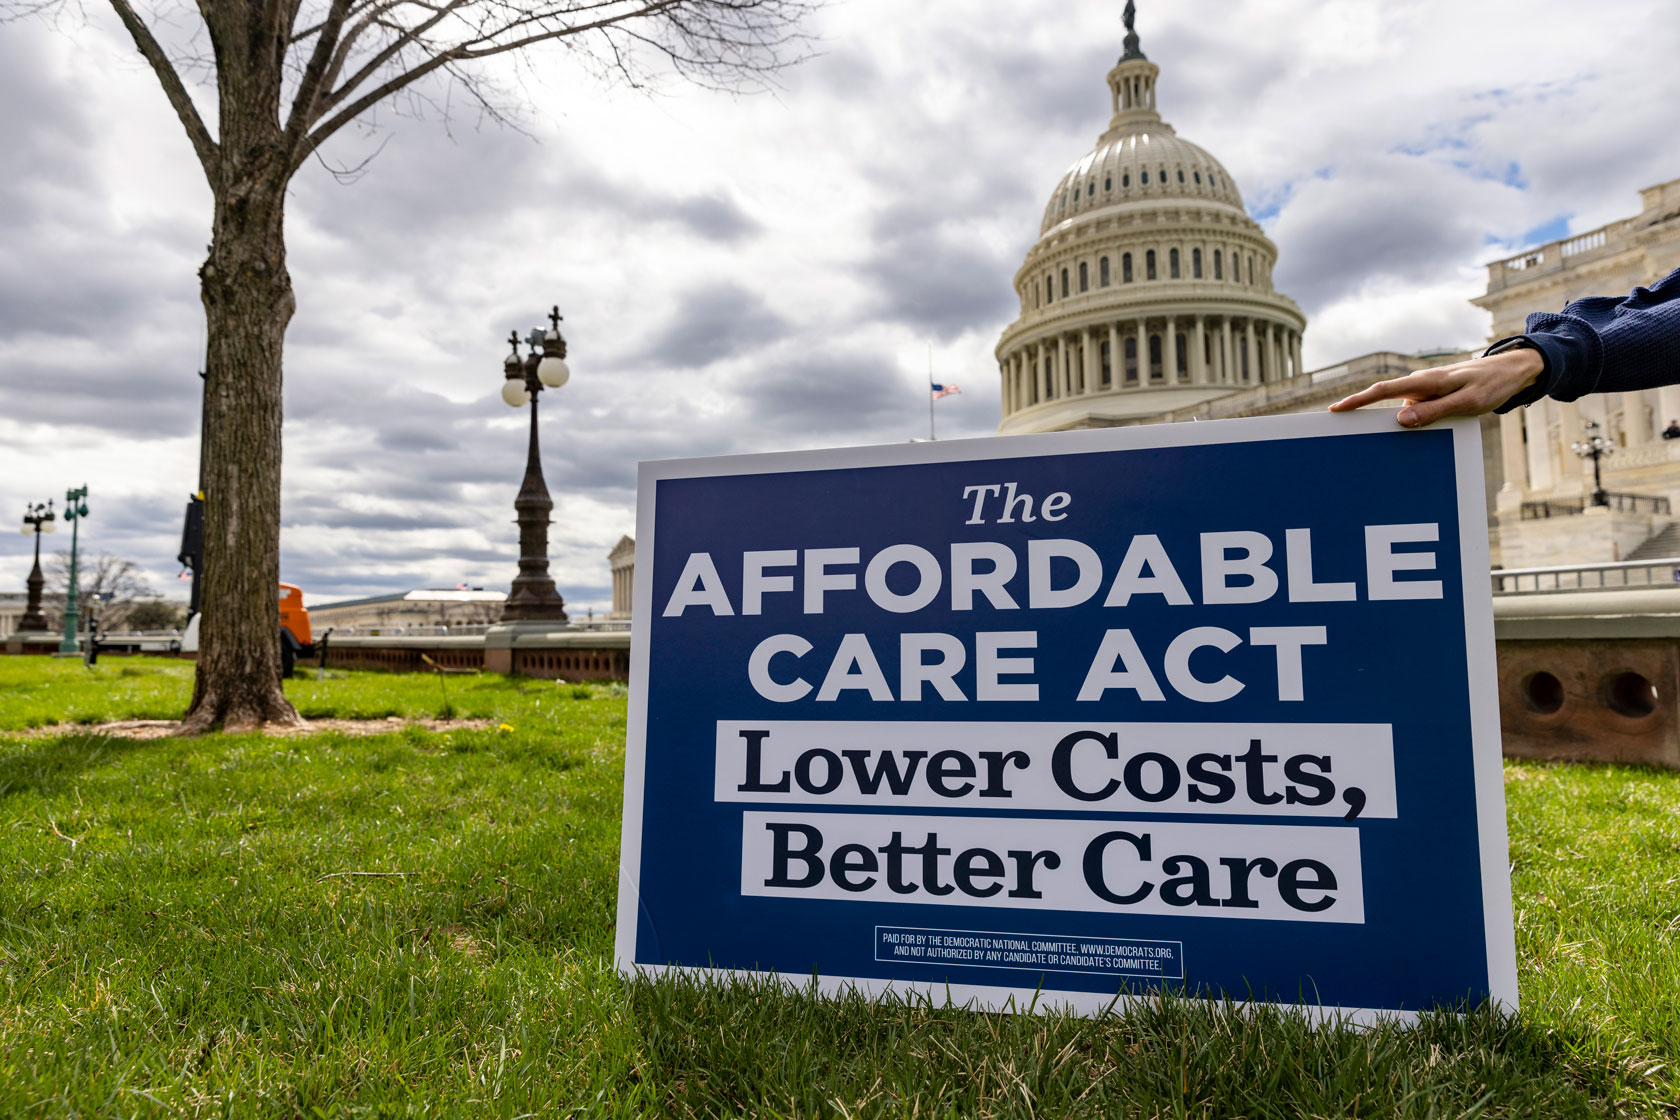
[1625,522,1680,561]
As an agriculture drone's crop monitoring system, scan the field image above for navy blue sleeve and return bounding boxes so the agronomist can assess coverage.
[1491,265,1680,412]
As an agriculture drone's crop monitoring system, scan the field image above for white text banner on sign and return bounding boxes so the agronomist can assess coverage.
[715,721,1395,819]
[740,811,1365,924]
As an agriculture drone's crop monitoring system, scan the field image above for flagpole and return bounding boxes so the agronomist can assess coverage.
[928,344,936,441]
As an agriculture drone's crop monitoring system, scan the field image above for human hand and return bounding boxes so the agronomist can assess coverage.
[1327,347,1544,428]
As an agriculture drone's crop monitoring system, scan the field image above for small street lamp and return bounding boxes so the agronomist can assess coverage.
[1571,420,1614,508]
[17,500,55,632]
[58,485,89,654]
[498,306,571,622]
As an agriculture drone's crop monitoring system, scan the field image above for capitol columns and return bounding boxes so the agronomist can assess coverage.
[1135,316,1148,377]
[1164,316,1179,382]
[1191,316,1207,384]
[1621,391,1649,443]
[1108,322,1121,387]
[1558,401,1585,484]
[1221,317,1233,383]
[1083,327,1099,394]
[1661,384,1680,440]
[1244,320,1257,382]
[1496,411,1529,512]
[1292,332,1304,381]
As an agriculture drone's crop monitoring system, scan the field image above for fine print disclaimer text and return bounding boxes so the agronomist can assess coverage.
[875,925,1184,979]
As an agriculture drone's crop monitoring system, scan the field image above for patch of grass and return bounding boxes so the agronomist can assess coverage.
[0,654,612,728]
[0,654,1675,1116]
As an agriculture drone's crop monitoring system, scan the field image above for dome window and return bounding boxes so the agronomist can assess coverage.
[1192,247,1203,279]
[1145,249,1157,281]
[1060,268,1070,298]
[1141,170,1149,185]
[1124,337,1138,383]
[1178,169,1185,183]
[1099,256,1111,287]
[1213,249,1223,280]
[1169,248,1180,279]
[1122,253,1134,283]
[1046,274,1053,303]
[1122,173,1130,188]
[1079,261,1089,292]
[1194,171,1202,184]
[1160,166,1167,183]
[1104,176,1112,191]
[1088,182,1095,197]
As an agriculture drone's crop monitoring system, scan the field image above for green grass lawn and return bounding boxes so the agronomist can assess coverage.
[0,655,1676,1117]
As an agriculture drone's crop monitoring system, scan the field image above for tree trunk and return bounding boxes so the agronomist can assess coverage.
[178,127,304,733]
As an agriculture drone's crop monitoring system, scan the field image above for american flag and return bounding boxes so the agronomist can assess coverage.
[931,382,961,400]
[456,581,470,590]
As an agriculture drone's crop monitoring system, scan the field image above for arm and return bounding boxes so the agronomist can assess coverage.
[1330,266,1680,427]
[1328,347,1543,428]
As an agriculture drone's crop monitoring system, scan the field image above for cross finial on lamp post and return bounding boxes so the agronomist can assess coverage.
[548,305,563,332]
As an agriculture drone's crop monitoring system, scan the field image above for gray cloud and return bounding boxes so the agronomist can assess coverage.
[633,281,790,368]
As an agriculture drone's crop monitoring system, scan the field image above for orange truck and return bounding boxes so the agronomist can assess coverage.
[180,582,325,678]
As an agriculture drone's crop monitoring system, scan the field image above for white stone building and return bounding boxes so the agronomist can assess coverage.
[1478,179,1680,566]
[608,535,635,618]
[997,13,1680,570]
[306,588,506,632]
[996,25,1306,435]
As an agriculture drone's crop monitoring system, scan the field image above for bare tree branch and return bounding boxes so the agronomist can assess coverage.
[280,0,356,158]
[295,0,811,167]
[106,0,219,179]
[311,0,468,128]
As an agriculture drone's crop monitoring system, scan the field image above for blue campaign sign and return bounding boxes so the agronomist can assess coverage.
[615,411,1516,1021]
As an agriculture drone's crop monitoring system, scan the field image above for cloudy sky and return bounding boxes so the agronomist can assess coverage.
[2,0,1676,613]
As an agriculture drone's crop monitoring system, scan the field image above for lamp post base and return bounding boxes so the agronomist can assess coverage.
[483,619,573,674]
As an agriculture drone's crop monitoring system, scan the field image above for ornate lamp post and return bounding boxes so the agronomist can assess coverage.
[1571,420,1614,508]
[498,307,572,622]
[18,500,55,632]
[58,485,89,654]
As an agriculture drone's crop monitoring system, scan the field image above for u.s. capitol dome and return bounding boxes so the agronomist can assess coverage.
[996,10,1306,433]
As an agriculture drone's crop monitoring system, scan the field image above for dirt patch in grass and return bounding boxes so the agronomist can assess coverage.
[11,716,498,739]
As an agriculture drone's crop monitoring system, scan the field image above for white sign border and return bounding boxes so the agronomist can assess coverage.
[613,409,1516,1024]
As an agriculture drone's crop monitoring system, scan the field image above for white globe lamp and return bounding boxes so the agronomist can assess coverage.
[537,352,570,388]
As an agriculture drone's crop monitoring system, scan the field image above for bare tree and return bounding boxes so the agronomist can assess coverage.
[7,0,812,732]
[126,599,189,630]
[44,552,158,630]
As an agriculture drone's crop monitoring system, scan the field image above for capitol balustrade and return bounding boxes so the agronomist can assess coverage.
[1492,557,1680,595]
[1485,217,1631,290]
[1520,491,1672,520]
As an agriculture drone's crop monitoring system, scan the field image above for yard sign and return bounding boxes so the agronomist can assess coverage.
[615,410,1516,1021]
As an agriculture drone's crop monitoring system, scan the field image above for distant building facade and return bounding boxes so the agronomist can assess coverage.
[1478,178,1680,566]
[0,592,26,636]
[609,536,635,619]
[307,589,505,632]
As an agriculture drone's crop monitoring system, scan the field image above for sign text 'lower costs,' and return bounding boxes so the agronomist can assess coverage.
[617,413,1516,1018]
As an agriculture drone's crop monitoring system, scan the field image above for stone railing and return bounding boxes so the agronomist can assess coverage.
[1561,228,1608,257]
[1520,491,1670,519]
[1492,557,1680,595]
[1605,440,1680,471]
[1486,218,1628,289]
